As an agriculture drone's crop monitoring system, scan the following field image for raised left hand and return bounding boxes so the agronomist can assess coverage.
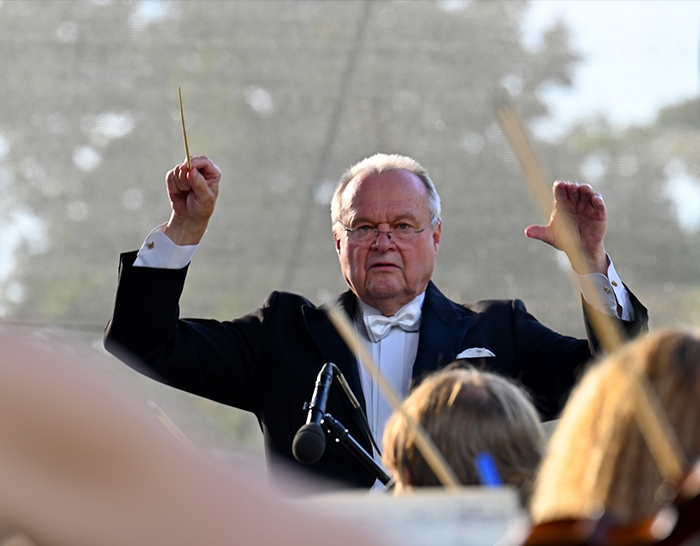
[525,180,608,275]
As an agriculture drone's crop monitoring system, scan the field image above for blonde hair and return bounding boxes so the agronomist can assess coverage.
[382,367,544,505]
[531,329,700,523]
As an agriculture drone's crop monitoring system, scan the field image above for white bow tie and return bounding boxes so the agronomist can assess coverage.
[363,304,421,343]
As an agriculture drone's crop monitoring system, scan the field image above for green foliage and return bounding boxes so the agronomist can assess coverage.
[655,97,700,130]
[1,0,585,332]
[9,0,699,333]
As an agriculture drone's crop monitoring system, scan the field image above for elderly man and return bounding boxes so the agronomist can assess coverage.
[105,153,647,490]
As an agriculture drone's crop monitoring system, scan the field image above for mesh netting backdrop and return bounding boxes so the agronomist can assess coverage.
[2,0,699,459]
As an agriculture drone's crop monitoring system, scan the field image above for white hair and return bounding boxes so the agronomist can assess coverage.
[330,153,442,224]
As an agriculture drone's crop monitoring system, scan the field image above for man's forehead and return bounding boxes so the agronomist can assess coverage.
[342,169,428,205]
[340,185,428,226]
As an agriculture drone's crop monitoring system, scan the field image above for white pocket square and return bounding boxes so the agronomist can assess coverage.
[456,347,496,359]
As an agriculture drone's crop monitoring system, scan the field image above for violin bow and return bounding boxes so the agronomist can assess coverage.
[495,100,687,484]
[148,400,203,459]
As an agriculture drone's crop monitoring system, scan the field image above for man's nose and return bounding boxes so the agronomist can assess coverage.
[372,230,395,250]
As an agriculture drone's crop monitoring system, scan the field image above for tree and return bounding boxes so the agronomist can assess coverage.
[545,97,700,329]
[2,0,585,336]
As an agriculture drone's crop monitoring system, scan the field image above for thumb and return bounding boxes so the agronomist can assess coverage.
[186,167,210,196]
[524,224,552,245]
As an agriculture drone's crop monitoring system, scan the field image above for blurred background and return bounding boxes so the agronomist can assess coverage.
[2,0,699,468]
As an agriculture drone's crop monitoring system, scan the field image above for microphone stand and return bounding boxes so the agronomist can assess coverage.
[321,412,393,486]
[294,362,392,487]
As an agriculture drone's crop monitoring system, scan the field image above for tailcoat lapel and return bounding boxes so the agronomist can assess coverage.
[413,282,473,380]
[301,284,472,449]
[301,291,371,447]
[302,284,473,402]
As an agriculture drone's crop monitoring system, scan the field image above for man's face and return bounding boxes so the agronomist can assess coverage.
[333,169,441,316]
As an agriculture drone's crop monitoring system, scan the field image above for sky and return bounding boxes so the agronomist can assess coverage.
[522,0,700,139]
[521,0,700,234]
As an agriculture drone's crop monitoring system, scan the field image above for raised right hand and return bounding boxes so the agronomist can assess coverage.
[163,155,221,245]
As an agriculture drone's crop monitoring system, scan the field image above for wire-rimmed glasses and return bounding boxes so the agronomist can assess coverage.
[339,218,437,244]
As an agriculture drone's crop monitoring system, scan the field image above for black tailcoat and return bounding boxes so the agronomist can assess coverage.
[105,251,647,490]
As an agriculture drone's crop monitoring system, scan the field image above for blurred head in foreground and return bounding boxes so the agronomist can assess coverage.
[382,366,544,505]
[0,327,388,546]
[531,328,700,524]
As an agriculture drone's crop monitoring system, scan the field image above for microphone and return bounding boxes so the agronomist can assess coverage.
[292,363,334,464]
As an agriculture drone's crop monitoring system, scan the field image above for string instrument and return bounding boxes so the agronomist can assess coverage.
[518,460,700,546]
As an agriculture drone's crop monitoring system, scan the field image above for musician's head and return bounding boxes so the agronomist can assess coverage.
[531,328,700,524]
[382,366,544,505]
[331,154,442,316]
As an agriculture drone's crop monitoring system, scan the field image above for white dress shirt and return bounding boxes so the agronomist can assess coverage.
[355,295,424,446]
[354,295,424,490]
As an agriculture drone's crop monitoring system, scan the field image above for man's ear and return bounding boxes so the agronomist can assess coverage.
[432,219,442,252]
[333,227,342,255]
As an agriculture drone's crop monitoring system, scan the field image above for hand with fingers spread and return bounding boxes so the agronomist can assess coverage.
[163,156,221,246]
[525,180,608,275]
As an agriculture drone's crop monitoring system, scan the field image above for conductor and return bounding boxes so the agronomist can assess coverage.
[105,153,647,490]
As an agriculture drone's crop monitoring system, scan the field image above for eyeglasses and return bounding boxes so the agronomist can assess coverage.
[339,218,436,244]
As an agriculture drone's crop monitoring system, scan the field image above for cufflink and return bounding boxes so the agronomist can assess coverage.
[611,280,618,287]
[604,286,611,294]
[147,241,155,249]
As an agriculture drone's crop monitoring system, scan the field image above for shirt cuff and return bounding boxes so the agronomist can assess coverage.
[575,256,633,321]
[133,224,198,269]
